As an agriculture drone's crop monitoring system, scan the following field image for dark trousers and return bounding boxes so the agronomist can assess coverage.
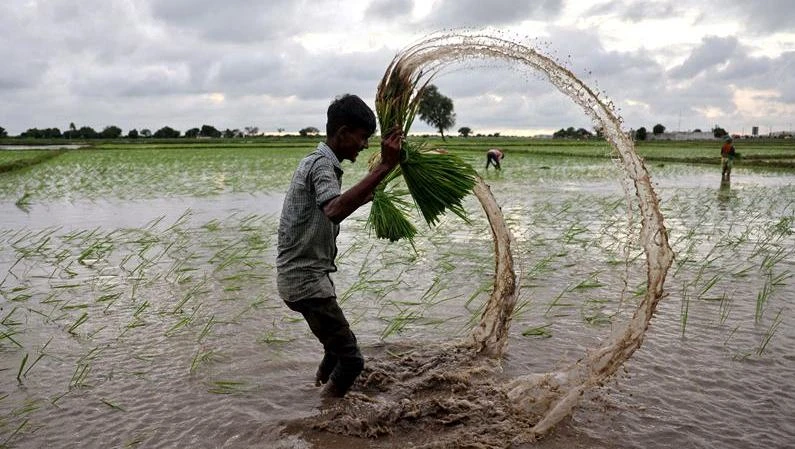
[486,153,501,170]
[285,296,364,393]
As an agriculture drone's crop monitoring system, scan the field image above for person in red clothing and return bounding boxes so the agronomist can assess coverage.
[485,148,504,170]
[720,136,736,181]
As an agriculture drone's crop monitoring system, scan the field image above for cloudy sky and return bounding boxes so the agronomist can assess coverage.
[2,0,794,136]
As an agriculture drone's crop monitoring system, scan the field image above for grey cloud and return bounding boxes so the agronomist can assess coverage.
[70,63,194,98]
[669,36,738,79]
[423,0,563,27]
[0,60,47,90]
[585,0,683,23]
[150,0,309,43]
[365,0,414,20]
[710,0,795,34]
[216,53,286,86]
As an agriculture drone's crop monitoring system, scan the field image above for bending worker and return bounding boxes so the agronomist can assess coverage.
[485,148,504,170]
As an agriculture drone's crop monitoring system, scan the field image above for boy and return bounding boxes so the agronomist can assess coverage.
[276,94,402,397]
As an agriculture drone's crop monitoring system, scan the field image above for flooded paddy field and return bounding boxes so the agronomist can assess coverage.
[0,141,793,448]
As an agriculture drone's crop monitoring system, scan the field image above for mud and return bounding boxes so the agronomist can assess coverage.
[290,344,539,449]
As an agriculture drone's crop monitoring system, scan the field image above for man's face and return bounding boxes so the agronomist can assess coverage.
[337,127,371,162]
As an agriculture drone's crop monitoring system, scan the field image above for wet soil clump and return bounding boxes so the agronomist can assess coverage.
[288,344,543,449]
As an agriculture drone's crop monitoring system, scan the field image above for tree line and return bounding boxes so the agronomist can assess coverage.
[1,84,463,141]
[632,124,729,141]
[0,123,269,139]
[8,88,738,142]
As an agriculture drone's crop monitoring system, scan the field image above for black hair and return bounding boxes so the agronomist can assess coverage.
[326,94,376,137]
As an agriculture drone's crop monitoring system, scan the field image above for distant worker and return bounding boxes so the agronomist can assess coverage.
[485,148,504,170]
[720,136,736,181]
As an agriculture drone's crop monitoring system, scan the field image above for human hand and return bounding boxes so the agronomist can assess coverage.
[380,126,403,168]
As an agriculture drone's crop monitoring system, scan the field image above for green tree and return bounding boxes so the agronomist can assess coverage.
[185,128,200,138]
[712,125,727,138]
[78,126,98,139]
[20,128,41,138]
[652,123,666,135]
[418,85,456,141]
[553,126,592,139]
[140,129,152,138]
[199,125,221,138]
[0,126,7,138]
[153,126,180,138]
[635,127,648,141]
[100,125,123,139]
[244,126,259,137]
[458,126,472,137]
[299,126,320,137]
[127,129,139,139]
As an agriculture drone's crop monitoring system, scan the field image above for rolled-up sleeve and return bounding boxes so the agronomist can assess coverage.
[312,158,341,207]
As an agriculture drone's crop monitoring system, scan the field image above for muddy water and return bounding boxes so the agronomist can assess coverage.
[1,153,792,448]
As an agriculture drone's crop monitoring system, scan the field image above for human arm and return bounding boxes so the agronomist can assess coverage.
[322,128,403,223]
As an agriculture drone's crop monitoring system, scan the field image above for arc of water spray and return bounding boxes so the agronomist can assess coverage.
[384,31,675,439]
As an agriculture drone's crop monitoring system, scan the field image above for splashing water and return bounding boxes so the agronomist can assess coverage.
[292,31,674,447]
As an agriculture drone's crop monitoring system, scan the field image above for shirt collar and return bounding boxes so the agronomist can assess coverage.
[317,142,343,173]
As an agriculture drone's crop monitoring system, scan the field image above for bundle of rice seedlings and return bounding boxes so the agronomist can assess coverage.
[367,188,417,242]
[367,52,477,242]
[401,144,477,226]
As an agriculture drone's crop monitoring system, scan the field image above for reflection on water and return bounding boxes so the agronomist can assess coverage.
[0,193,284,229]
[717,178,736,210]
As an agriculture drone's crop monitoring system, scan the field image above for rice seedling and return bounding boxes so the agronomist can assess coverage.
[2,418,29,447]
[544,286,575,317]
[100,398,126,412]
[718,293,733,325]
[697,274,722,301]
[67,312,89,335]
[190,347,219,374]
[757,308,784,355]
[165,306,200,337]
[571,272,605,290]
[259,330,293,344]
[581,298,614,326]
[755,275,774,323]
[680,282,691,337]
[380,306,422,340]
[172,277,209,313]
[69,362,91,389]
[197,315,216,342]
[522,323,553,338]
[208,380,248,395]
[14,192,32,212]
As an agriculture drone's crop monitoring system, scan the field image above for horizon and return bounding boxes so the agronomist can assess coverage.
[2,1,794,138]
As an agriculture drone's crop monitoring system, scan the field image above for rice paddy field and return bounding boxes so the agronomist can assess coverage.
[0,137,793,448]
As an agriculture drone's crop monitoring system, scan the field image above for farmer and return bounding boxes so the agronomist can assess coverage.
[276,94,403,398]
[720,136,736,181]
[485,148,504,170]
